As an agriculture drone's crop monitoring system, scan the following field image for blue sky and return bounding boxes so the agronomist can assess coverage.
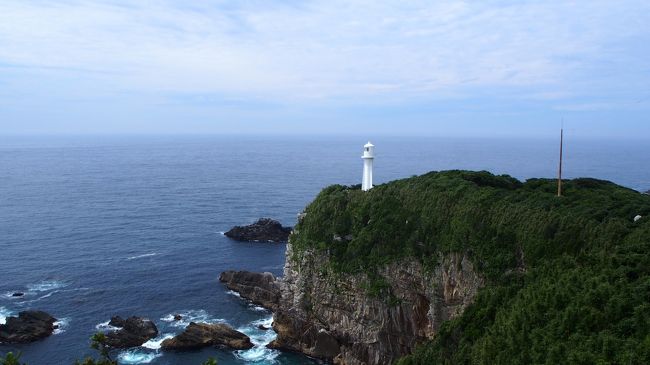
[0,0,648,138]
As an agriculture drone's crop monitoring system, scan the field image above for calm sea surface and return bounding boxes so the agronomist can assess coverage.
[1,135,649,365]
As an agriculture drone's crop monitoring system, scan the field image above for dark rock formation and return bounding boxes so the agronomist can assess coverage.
[0,311,57,343]
[173,314,183,321]
[219,271,281,311]
[104,316,158,348]
[11,292,24,297]
[225,218,292,242]
[108,316,126,328]
[268,244,484,365]
[161,322,253,351]
[258,324,270,331]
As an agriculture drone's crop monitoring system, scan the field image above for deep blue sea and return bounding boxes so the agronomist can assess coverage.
[1,135,649,365]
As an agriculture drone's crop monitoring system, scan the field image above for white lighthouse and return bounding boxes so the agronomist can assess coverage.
[361,141,374,191]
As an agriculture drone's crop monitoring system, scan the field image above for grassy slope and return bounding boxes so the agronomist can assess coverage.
[290,171,650,365]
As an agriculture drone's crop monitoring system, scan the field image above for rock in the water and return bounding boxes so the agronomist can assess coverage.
[173,314,183,321]
[161,322,253,351]
[108,316,127,328]
[258,324,270,331]
[224,218,292,242]
[11,292,24,297]
[104,316,158,348]
[0,311,57,344]
[219,271,281,311]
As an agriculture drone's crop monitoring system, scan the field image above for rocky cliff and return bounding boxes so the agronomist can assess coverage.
[269,243,483,364]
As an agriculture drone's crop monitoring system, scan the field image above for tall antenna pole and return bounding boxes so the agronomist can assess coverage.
[557,125,564,197]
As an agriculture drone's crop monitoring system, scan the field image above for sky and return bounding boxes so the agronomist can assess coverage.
[0,0,648,138]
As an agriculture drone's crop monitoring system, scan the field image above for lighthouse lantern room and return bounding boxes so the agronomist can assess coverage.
[362,141,374,191]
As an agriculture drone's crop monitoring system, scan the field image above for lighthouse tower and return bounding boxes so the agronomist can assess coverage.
[361,141,374,191]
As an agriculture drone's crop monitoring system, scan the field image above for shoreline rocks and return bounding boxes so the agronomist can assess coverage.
[225,218,292,243]
[161,322,253,351]
[0,311,57,344]
[219,271,281,311]
[104,316,158,348]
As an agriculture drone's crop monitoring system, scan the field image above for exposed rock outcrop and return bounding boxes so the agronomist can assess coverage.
[225,218,292,242]
[104,316,158,348]
[219,270,281,311]
[0,311,57,343]
[11,292,24,297]
[161,322,253,351]
[269,243,484,365]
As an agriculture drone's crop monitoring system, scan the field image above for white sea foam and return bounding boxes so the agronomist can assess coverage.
[27,280,68,292]
[0,306,13,325]
[95,320,120,332]
[53,317,70,335]
[17,287,90,305]
[160,309,224,328]
[126,252,158,260]
[226,290,241,298]
[249,304,268,312]
[117,350,161,364]
[235,315,280,363]
[141,333,174,350]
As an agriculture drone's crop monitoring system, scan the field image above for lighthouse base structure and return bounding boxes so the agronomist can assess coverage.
[362,158,373,191]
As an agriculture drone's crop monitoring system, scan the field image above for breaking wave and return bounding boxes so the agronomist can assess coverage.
[126,253,158,261]
[0,306,12,325]
[160,309,224,328]
[117,350,161,364]
[235,316,280,363]
[53,317,70,335]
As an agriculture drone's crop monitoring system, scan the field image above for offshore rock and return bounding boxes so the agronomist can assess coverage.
[0,311,57,344]
[225,218,292,242]
[219,270,281,311]
[269,243,484,365]
[161,322,253,351]
[105,316,158,348]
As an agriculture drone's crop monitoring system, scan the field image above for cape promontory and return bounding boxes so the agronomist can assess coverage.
[261,170,650,365]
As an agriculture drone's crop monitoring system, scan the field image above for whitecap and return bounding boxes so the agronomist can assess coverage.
[117,350,161,364]
[126,253,158,261]
[0,306,13,325]
[53,317,70,335]
[160,309,224,328]
[141,333,174,350]
[17,287,90,305]
[27,280,68,292]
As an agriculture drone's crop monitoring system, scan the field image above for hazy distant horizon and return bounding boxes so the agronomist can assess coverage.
[1,1,648,139]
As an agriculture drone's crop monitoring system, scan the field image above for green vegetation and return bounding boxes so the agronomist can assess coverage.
[291,170,650,364]
[0,352,25,365]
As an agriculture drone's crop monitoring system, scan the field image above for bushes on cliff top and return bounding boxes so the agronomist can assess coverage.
[291,170,650,364]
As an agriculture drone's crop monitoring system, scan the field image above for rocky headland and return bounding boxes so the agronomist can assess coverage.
[224,218,292,242]
[222,171,650,364]
[0,311,57,344]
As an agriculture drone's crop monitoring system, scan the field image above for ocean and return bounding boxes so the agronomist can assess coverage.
[1,135,649,365]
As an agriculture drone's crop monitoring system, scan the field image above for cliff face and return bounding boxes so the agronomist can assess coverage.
[270,242,483,364]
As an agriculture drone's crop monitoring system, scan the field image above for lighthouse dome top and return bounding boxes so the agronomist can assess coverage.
[364,141,374,148]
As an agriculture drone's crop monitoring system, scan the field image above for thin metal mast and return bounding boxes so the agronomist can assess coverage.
[557,126,564,197]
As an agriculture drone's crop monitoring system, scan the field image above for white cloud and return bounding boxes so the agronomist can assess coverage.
[0,0,648,102]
